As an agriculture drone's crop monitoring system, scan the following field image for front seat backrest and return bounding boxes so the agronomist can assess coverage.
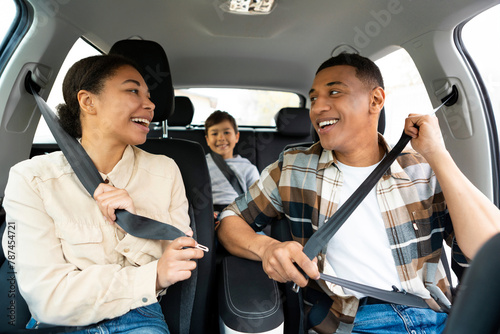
[110,39,216,334]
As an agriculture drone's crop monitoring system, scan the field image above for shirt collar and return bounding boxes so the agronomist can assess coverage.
[317,134,410,180]
[98,145,135,189]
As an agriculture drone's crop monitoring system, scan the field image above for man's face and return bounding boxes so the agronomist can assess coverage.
[309,65,377,155]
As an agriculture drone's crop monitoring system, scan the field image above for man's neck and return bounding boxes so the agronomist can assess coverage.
[334,140,385,167]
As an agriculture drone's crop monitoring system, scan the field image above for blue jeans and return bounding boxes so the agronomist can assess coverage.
[352,304,448,334]
[28,302,169,334]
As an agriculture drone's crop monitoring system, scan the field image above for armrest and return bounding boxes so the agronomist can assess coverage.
[218,255,284,333]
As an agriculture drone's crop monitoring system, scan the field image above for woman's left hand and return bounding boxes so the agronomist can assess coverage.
[93,183,136,226]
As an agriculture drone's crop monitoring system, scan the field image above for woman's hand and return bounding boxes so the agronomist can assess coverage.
[93,183,136,226]
[156,236,205,289]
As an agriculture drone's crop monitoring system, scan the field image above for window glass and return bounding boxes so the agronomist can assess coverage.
[461,5,500,139]
[0,0,17,49]
[33,38,101,143]
[174,88,301,127]
[375,48,433,145]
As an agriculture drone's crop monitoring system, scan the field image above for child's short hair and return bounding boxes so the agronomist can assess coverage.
[204,110,238,135]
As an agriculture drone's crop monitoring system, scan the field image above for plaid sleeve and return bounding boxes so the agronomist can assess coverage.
[224,155,285,232]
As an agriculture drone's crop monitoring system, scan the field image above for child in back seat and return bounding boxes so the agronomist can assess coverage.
[204,110,259,224]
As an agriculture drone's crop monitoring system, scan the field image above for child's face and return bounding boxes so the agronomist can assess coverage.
[205,120,240,159]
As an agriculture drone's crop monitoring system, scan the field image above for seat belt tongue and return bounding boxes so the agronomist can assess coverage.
[292,263,309,293]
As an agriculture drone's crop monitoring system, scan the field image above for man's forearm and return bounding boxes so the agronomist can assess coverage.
[425,150,500,259]
[217,215,279,261]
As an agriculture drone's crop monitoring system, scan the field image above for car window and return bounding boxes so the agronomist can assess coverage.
[461,5,500,141]
[375,48,433,145]
[0,0,19,72]
[0,1,17,46]
[33,38,102,143]
[174,88,301,127]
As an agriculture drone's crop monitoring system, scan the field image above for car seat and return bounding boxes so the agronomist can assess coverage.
[169,96,195,128]
[0,38,217,334]
[109,39,217,334]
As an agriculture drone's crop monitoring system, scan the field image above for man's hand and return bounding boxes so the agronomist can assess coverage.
[404,114,447,161]
[93,183,136,228]
[261,240,320,288]
[156,236,205,289]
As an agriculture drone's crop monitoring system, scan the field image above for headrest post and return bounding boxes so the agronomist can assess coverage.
[162,120,169,138]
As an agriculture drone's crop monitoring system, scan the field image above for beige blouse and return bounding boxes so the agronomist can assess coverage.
[2,145,191,326]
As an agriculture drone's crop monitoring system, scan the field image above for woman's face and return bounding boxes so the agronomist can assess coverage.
[84,65,155,147]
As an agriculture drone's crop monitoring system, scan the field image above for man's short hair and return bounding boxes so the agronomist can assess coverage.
[316,53,384,89]
[204,110,238,135]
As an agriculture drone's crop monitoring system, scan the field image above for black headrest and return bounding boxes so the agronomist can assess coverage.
[168,96,194,126]
[109,39,174,122]
[275,107,311,137]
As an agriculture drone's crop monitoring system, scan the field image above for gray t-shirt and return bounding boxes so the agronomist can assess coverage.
[206,153,259,205]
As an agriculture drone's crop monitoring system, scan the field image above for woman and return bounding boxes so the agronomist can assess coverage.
[2,55,204,333]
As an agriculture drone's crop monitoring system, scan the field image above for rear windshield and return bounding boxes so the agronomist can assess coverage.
[174,88,302,127]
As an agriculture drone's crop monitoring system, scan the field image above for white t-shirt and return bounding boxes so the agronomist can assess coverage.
[325,161,402,299]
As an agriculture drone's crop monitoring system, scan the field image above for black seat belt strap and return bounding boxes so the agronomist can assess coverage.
[302,132,411,260]
[210,151,244,195]
[27,74,185,241]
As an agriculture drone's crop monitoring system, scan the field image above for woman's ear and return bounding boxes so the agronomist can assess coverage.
[77,90,96,115]
[369,86,385,115]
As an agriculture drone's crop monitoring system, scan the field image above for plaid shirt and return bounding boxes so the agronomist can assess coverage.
[225,135,467,329]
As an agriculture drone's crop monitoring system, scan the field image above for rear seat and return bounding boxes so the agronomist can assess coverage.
[254,107,312,171]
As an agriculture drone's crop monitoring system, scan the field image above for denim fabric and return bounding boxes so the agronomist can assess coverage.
[28,302,169,334]
[352,304,447,334]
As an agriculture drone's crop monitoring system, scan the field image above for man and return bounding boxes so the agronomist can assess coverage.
[217,53,500,333]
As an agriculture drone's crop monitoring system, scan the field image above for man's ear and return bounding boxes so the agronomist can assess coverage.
[235,131,240,143]
[369,86,385,115]
[77,90,96,115]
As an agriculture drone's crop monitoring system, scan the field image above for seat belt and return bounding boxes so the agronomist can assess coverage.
[26,74,187,241]
[210,151,244,195]
[302,132,431,309]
